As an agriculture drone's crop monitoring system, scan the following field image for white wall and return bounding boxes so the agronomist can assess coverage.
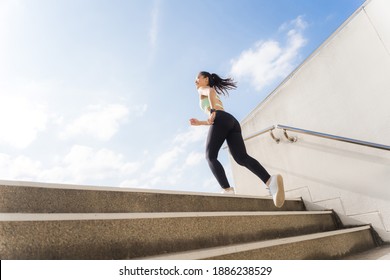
[230,0,390,242]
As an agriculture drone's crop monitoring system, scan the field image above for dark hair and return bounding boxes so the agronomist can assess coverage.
[199,71,237,96]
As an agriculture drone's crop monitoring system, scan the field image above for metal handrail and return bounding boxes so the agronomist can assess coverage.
[242,125,279,143]
[242,124,390,151]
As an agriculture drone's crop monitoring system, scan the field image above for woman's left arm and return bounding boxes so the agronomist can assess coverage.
[189,118,210,126]
[207,88,219,124]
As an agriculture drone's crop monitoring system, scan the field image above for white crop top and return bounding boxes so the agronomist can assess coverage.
[197,87,224,114]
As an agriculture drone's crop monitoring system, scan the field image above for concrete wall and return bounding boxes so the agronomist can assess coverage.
[230,0,390,241]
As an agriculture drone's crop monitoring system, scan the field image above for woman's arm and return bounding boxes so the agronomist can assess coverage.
[208,88,219,112]
[206,88,219,124]
[189,118,211,126]
[190,88,219,126]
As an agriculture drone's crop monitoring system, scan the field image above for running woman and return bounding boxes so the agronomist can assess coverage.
[189,71,285,208]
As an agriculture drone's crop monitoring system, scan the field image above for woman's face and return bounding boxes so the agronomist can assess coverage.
[195,73,209,89]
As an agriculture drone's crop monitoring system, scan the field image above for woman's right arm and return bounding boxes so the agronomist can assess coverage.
[189,92,213,126]
[189,118,210,126]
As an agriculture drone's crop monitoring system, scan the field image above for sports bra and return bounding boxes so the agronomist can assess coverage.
[198,87,224,114]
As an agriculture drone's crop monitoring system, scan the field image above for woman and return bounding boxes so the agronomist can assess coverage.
[189,71,285,208]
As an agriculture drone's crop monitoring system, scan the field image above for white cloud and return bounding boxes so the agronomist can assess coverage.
[0,146,140,184]
[60,104,130,141]
[58,145,139,182]
[279,16,308,32]
[0,96,48,149]
[185,152,204,166]
[151,147,182,173]
[230,15,308,91]
[0,153,43,179]
[119,178,153,189]
[148,126,207,174]
[122,126,210,190]
[173,126,208,148]
[152,127,208,173]
[153,126,209,173]
[133,104,148,117]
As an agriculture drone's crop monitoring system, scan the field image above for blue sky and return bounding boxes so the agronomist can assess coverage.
[0,0,364,193]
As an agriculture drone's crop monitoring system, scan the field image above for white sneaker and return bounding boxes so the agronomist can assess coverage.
[221,187,235,194]
[267,175,285,208]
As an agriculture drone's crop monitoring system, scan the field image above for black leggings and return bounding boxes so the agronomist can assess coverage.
[206,110,271,189]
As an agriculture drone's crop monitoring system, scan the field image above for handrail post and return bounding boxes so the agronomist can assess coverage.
[270,129,281,144]
[283,129,298,143]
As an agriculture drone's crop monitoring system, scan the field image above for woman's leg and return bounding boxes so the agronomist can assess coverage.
[205,114,231,189]
[226,120,271,184]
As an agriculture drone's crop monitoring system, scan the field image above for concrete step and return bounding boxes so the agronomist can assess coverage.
[0,180,380,260]
[143,226,377,260]
[0,180,304,213]
[0,211,337,260]
[342,244,390,260]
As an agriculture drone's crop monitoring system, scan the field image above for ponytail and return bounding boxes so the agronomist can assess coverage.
[200,71,237,96]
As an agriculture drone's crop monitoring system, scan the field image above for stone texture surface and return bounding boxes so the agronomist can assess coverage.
[0,180,380,260]
[204,228,376,260]
[0,184,304,213]
[0,212,336,259]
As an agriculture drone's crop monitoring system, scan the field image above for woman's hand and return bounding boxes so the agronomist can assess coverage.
[189,118,201,126]
[190,118,210,126]
[207,111,216,125]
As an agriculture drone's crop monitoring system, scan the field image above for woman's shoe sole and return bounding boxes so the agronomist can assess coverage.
[274,175,285,208]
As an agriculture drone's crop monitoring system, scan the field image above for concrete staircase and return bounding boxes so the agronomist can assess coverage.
[0,180,381,260]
